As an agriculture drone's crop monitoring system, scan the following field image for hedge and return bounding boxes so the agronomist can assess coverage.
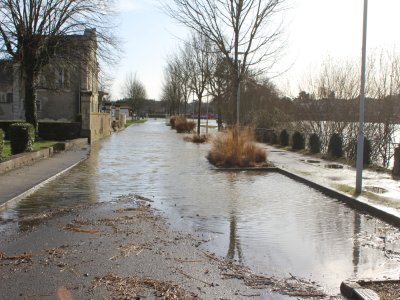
[37,122,81,141]
[309,133,321,154]
[328,133,343,158]
[0,121,23,140]
[292,131,305,150]
[1,121,81,141]
[9,123,35,155]
[279,129,289,147]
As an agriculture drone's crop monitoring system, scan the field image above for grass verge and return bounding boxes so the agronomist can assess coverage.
[2,140,59,159]
[126,119,147,127]
[334,183,400,209]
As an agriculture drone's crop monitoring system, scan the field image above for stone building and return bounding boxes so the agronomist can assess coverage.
[0,29,110,140]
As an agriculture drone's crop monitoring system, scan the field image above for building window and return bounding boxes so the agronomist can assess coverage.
[56,68,70,89]
[6,93,13,103]
[36,99,41,112]
[0,93,7,103]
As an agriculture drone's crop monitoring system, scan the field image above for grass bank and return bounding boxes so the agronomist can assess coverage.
[125,119,148,127]
[2,140,59,159]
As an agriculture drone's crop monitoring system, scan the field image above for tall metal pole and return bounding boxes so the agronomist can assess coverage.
[356,0,368,194]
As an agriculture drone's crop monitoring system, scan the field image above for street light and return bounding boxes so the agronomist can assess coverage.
[356,0,368,194]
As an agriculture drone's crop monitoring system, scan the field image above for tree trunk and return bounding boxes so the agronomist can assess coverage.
[24,66,38,135]
[217,96,223,131]
[197,97,202,135]
[232,77,239,126]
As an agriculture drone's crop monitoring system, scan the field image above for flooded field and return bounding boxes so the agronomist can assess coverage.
[1,119,400,295]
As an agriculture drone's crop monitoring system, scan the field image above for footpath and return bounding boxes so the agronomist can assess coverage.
[0,141,90,210]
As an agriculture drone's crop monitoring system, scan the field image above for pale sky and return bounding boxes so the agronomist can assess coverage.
[110,0,400,100]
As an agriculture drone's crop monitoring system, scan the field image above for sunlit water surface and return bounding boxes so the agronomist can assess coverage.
[1,119,400,295]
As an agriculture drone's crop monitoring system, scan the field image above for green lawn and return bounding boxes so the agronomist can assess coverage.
[125,119,147,127]
[2,140,59,159]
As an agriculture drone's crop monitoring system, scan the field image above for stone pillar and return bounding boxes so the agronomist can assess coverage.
[392,147,400,177]
[115,105,120,121]
[80,91,92,141]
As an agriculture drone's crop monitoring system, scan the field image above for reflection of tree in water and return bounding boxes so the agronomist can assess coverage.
[227,212,243,262]
[226,173,243,263]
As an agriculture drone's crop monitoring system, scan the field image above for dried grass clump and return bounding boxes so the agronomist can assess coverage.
[184,134,209,144]
[169,116,177,128]
[174,116,196,133]
[207,128,268,168]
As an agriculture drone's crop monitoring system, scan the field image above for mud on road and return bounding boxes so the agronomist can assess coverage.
[0,194,332,299]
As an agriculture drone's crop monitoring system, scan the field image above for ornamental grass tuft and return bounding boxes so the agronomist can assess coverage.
[207,127,268,168]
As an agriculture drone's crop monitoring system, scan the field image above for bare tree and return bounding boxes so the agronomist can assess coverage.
[207,54,231,131]
[0,0,118,131]
[184,33,213,135]
[163,0,287,125]
[161,57,183,115]
[124,73,147,120]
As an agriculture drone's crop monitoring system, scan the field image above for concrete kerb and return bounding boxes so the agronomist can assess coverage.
[340,280,380,300]
[0,156,88,212]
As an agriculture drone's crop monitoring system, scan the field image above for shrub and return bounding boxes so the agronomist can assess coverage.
[207,128,267,168]
[169,116,177,128]
[364,138,372,166]
[292,131,305,150]
[353,137,372,165]
[174,116,195,133]
[0,121,23,140]
[9,123,35,155]
[269,132,278,145]
[0,129,4,161]
[328,133,343,158]
[279,129,289,147]
[185,134,208,144]
[309,133,321,154]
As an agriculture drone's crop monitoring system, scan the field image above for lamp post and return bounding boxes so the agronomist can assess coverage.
[356,0,368,194]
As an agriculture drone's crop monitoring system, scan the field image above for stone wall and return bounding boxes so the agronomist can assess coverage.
[90,112,112,143]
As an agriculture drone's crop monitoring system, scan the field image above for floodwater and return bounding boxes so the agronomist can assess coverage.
[1,119,400,295]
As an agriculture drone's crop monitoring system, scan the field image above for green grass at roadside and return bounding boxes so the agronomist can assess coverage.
[2,140,59,159]
[334,183,400,209]
[125,119,147,127]
[200,124,218,129]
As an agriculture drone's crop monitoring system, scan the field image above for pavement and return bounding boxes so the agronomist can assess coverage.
[263,144,400,224]
[0,147,90,210]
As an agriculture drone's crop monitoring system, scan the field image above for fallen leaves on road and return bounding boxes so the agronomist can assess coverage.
[63,223,98,234]
[92,274,197,299]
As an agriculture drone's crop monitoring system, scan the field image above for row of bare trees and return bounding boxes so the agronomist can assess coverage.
[161,0,287,134]
[290,51,400,167]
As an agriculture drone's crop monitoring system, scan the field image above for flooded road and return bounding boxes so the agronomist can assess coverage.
[1,119,400,295]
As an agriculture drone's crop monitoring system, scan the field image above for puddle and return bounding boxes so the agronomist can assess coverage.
[327,176,342,181]
[305,159,321,164]
[364,186,388,194]
[325,163,344,169]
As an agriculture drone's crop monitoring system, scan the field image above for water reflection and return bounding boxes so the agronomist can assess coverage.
[1,119,399,295]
